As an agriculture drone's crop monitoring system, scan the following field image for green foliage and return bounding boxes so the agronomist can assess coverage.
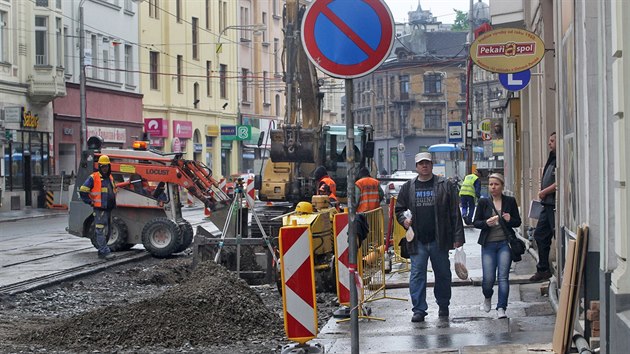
[451,9,469,32]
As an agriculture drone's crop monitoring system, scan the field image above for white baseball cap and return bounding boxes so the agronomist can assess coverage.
[415,152,432,164]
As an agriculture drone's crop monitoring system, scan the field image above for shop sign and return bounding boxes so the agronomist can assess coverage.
[4,106,22,124]
[144,118,168,137]
[206,125,219,137]
[87,126,127,143]
[470,28,545,74]
[173,120,193,138]
[221,125,251,141]
[150,137,164,147]
[479,119,492,141]
[172,137,182,153]
[21,110,39,129]
[193,143,203,153]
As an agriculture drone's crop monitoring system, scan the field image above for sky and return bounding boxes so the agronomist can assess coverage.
[384,0,472,25]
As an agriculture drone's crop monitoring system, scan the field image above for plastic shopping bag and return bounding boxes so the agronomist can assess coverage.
[404,210,414,241]
[454,247,468,280]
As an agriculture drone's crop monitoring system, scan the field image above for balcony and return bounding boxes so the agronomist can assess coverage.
[27,66,67,104]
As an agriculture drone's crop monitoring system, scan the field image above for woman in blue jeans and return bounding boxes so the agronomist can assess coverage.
[473,173,521,319]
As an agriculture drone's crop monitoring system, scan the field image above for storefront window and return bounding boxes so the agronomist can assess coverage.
[3,131,50,191]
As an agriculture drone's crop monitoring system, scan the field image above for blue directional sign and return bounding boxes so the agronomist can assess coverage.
[499,69,531,91]
[301,0,395,79]
[448,121,464,144]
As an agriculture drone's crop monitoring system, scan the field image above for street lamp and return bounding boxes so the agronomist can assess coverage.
[215,24,266,54]
[79,0,87,151]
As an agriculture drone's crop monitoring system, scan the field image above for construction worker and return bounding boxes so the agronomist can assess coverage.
[79,155,117,260]
[459,169,481,225]
[355,166,383,212]
[314,166,338,203]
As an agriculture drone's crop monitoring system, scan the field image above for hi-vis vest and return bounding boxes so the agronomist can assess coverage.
[87,172,116,208]
[319,176,338,201]
[356,177,381,212]
[459,173,478,198]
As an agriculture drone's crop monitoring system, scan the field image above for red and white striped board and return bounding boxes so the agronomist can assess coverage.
[246,178,255,207]
[279,225,318,344]
[219,178,227,194]
[334,213,350,306]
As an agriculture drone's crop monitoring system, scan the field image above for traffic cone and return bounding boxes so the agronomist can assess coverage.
[204,206,212,218]
[186,190,194,208]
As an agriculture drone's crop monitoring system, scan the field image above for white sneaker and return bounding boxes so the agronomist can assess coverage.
[497,308,507,319]
[480,298,491,313]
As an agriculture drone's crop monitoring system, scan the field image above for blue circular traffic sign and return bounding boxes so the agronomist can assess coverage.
[301,0,395,79]
[499,69,531,91]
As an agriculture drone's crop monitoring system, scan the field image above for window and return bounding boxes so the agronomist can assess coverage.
[125,45,133,85]
[206,60,212,96]
[63,26,69,69]
[263,71,269,104]
[219,64,227,99]
[177,55,183,93]
[219,1,226,32]
[124,0,132,12]
[424,73,442,94]
[102,49,109,81]
[56,0,61,9]
[176,0,182,22]
[399,75,409,100]
[35,0,48,6]
[149,0,159,19]
[1,11,8,63]
[91,34,98,78]
[262,12,267,43]
[149,51,159,90]
[206,0,211,29]
[273,0,278,17]
[35,16,48,65]
[192,17,199,59]
[424,109,442,129]
[194,82,199,109]
[275,94,281,117]
[239,7,250,40]
[113,44,120,83]
[377,78,383,98]
[273,38,279,74]
[460,73,466,95]
[389,76,395,99]
[55,18,62,66]
[241,68,249,102]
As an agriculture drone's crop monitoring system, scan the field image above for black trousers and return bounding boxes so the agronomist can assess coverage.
[533,205,555,272]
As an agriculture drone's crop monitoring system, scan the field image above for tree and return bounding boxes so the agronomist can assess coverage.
[451,9,469,32]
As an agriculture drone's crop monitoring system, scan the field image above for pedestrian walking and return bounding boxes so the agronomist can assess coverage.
[472,173,521,319]
[79,155,118,260]
[395,152,465,322]
[459,169,481,225]
[530,132,557,281]
[355,167,383,212]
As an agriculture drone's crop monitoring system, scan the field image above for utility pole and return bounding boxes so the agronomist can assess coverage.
[79,1,87,152]
[465,0,474,174]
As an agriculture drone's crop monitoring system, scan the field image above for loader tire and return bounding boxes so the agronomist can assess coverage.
[174,221,194,253]
[141,218,182,258]
[89,217,133,252]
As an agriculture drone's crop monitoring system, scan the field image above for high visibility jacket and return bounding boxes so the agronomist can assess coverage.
[79,172,117,209]
[356,177,381,212]
[459,173,479,198]
[319,176,338,201]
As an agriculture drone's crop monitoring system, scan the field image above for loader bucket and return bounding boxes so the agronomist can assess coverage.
[270,127,315,163]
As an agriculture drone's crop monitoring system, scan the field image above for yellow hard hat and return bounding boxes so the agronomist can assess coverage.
[98,155,111,165]
[295,201,314,214]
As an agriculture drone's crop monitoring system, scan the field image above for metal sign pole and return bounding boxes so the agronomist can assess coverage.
[345,79,359,354]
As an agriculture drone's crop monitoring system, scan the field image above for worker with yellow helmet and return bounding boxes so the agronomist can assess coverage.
[79,154,118,260]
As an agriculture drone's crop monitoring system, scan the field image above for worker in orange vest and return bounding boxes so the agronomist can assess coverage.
[355,167,383,212]
[79,155,118,260]
[314,166,338,203]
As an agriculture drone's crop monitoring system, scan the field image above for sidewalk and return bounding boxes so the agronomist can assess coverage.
[0,207,68,223]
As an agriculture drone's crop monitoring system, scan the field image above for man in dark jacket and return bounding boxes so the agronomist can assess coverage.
[530,132,557,281]
[395,152,465,323]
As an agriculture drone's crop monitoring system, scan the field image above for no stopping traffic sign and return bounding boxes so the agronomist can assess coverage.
[301,0,395,79]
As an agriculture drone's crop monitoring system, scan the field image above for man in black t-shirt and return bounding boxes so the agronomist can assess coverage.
[395,152,465,323]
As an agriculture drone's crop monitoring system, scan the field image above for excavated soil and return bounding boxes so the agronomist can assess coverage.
[0,256,338,353]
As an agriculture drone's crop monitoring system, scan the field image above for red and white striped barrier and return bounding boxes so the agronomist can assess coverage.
[334,213,350,306]
[279,225,318,344]
[219,178,227,194]
[246,178,255,207]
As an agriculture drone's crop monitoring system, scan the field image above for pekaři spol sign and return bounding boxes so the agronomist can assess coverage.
[470,28,545,74]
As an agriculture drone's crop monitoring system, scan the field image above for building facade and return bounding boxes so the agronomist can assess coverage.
[491,0,630,351]
[1,0,66,211]
[55,0,143,177]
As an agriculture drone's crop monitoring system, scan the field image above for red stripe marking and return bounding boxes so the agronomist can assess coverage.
[286,258,315,305]
[286,312,314,338]
[281,227,306,252]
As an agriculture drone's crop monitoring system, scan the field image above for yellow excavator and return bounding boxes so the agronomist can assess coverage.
[252,0,376,291]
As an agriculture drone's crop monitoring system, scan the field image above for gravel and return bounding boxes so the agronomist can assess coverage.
[0,255,339,353]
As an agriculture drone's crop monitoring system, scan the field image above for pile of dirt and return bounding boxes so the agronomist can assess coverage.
[20,261,285,351]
